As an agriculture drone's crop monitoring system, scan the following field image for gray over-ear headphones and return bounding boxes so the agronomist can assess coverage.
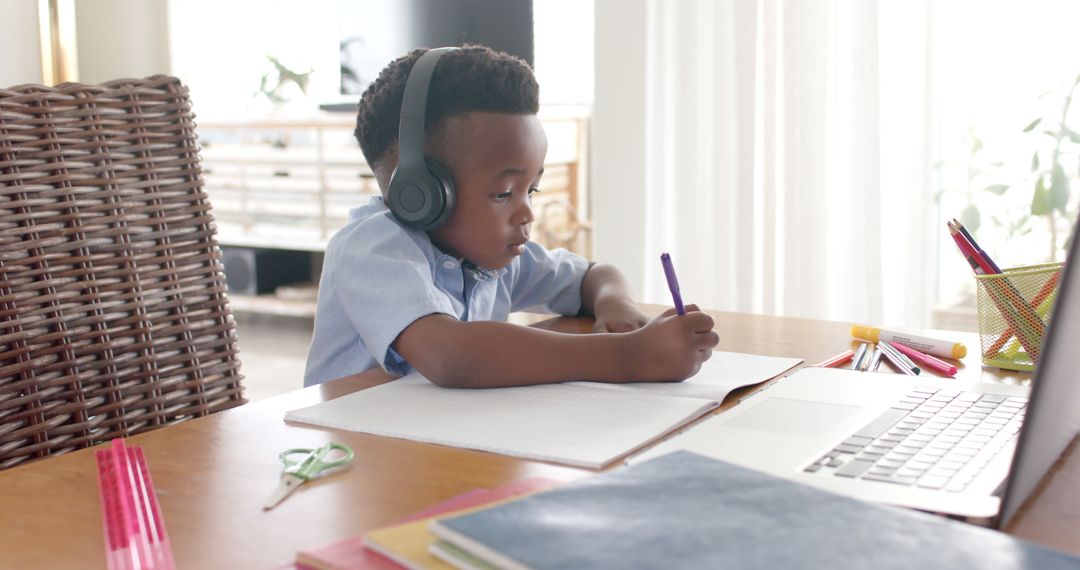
[386,47,457,231]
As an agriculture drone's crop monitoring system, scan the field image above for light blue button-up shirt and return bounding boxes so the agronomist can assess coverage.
[303,196,590,386]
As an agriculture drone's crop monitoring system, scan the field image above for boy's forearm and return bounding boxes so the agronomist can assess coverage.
[579,262,636,315]
[394,316,637,388]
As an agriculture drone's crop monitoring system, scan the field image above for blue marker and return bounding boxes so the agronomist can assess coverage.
[660,253,685,315]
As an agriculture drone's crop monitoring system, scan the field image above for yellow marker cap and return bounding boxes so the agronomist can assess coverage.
[952,343,967,359]
[850,324,879,343]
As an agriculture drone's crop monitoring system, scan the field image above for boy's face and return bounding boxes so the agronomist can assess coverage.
[428,112,547,270]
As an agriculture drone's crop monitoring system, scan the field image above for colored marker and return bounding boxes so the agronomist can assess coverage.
[813,349,855,368]
[953,219,1002,274]
[660,253,685,315]
[878,341,920,376]
[888,341,958,378]
[866,347,883,371]
[851,324,967,360]
[850,343,869,371]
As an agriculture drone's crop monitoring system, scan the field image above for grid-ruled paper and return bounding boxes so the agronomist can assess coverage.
[571,352,803,402]
[284,375,719,469]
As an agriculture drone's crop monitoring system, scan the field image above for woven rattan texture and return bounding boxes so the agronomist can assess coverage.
[0,76,246,469]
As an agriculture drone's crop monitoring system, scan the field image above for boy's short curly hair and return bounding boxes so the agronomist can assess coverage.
[354,45,540,173]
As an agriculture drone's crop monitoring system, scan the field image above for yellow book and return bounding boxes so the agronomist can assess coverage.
[363,515,456,570]
[358,479,560,570]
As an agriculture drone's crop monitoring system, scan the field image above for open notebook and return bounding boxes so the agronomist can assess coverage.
[570,351,801,401]
[284,353,801,469]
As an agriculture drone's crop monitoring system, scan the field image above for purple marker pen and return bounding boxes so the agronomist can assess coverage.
[660,253,685,315]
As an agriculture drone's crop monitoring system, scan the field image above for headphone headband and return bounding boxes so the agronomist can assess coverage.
[386,47,458,231]
[397,47,456,169]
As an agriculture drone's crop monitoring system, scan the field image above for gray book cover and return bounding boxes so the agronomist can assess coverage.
[431,451,1080,570]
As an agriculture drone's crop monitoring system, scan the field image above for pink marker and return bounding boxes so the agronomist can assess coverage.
[887,341,958,377]
[812,349,855,368]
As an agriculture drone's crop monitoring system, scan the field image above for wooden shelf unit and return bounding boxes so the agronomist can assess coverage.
[198,109,592,316]
[199,110,590,253]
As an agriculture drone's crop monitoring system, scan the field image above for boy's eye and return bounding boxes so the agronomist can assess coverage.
[492,187,540,202]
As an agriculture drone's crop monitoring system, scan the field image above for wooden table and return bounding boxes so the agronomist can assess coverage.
[1,307,1077,568]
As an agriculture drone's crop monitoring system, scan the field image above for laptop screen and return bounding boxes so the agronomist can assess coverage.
[999,218,1080,527]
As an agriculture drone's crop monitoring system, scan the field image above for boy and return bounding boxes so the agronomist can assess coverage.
[304,46,718,388]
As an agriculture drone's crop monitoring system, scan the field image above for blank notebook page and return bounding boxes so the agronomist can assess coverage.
[571,351,802,401]
[284,374,719,469]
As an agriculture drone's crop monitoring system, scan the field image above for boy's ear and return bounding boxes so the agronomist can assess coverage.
[373,163,394,195]
[372,145,397,195]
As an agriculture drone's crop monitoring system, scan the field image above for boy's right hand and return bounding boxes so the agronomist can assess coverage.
[622,305,720,382]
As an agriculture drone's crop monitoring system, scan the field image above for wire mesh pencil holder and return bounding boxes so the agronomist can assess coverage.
[975,262,1063,372]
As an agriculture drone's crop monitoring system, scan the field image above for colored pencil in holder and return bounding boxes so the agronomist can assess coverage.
[953,219,1002,273]
[1001,285,1058,360]
[976,262,1063,371]
[980,275,1042,361]
[984,268,1060,357]
[947,221,1045,363]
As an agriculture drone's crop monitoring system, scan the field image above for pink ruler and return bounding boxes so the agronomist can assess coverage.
[95,439,176,570]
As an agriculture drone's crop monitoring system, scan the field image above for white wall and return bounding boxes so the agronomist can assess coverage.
[534,0,594,105]
[592,0,648,296]
[75,0,170,83]
[0,0,44,86]
[166,1,594,119]
[0,0,170,87]
[167,0,340,119]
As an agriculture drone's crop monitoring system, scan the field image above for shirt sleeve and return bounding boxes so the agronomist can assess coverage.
[326,216,458,375]
[509,241,591,315]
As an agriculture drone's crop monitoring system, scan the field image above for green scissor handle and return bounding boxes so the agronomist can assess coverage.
[279,442,354,480]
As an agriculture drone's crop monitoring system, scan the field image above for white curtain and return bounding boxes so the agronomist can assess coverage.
[614,0,937,327]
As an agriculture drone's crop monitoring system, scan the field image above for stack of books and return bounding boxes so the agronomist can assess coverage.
[423,452,1077,570]
[297,451,1079,570]
[295,478,562,570]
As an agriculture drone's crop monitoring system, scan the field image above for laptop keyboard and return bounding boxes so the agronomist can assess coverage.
[803,387,1026,492]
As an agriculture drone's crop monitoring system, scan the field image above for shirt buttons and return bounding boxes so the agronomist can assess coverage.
[442,260,458,269]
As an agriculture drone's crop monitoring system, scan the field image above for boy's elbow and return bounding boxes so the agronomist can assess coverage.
[422,369,475,389]
[394,316,489,388]
[413,355,480,388]
[404,338,481,388]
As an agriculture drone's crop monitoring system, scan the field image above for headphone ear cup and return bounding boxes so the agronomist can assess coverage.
[388,47,458,232]
[422,158,456,230]
[386,158,456,231]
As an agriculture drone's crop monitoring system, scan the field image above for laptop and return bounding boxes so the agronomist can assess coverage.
[632,222,1080,527]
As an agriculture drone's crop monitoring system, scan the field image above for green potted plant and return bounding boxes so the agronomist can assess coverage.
[256,55,314,109]
[934,127,1008,237]
[1022,73,1080,260]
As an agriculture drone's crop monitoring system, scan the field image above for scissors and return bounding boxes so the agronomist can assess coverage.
[263,442,355,511]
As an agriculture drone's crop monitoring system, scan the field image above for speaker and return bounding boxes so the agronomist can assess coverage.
[221,247,312,296]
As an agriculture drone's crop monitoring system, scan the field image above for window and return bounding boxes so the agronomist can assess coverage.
[933,1,1080,314]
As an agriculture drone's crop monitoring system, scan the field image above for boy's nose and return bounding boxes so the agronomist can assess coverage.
[513,201,535,226]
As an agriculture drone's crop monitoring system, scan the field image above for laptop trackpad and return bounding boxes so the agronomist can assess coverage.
[726,397,861,436]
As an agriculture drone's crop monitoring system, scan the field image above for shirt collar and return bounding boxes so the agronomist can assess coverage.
[463,260,507,281]
[364,195,509,280]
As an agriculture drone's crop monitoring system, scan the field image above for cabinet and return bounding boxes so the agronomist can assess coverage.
[197,109,591,315]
